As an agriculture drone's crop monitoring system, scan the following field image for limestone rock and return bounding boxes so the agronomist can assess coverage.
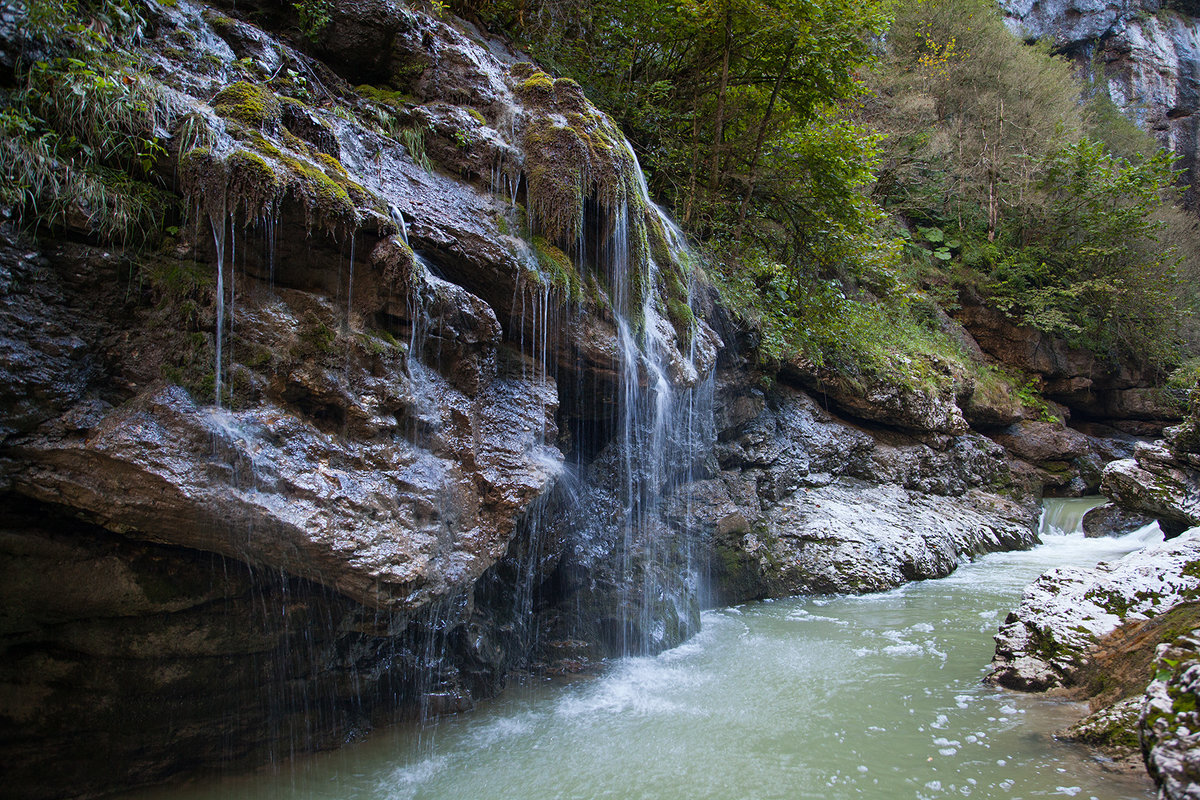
[1102,443,1200,534]
[748,479,1036,595]
[1062,695,1144,752]
[1141,630,1200,800]
[695,382,1037,601]
[988,530,1200,691]
[989,420,1090,463]
[780,358,970,435]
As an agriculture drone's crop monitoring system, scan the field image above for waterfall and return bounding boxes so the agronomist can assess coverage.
[494,135,715,659]
[209,211,226,408]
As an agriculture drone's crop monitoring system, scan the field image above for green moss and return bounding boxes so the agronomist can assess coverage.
[280,154,356,230]
[202,9,237,34]
[315,152,349,180]
[519,72,555,98]
[467,107,486,125]
[238,129,284,160]
[226,149,282,216]
[355,84,410,109]
[212,81,281,130]
[298,311,337,356]
[1030,625,1062,660]
[1086,587,1133,617]
[553,77,588,112]
[666,297,696,345]
[532,235,581,299]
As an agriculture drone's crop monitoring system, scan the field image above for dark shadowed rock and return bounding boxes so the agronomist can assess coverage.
[1083,502,1160,538]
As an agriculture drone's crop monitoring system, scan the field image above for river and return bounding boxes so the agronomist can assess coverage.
[125,498,1161,800]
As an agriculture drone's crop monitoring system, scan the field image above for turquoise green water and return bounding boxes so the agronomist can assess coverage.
[128,499,1158,800]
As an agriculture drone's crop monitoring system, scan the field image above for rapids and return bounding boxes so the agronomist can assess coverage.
[122,499,1159,800]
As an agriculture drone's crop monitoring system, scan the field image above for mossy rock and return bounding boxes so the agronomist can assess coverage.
[212,81,281,131]
[280,97,340,157]
[355,84,411,109]
[279,155,357,232]
[553,77,588,112]
[1063,696,1142,751]
[532,236,580,300]
[509,62,539,81]
[237,129,285,160]
[226,149,282,218]
[516,71,555,105]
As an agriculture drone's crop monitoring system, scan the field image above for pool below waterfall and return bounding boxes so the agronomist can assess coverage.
[124,498,1161,800]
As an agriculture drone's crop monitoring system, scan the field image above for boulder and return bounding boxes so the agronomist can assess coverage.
[780,358,970,435]
[987,530,1200,691]
[1083,502,1160,538]
[694,381,1038,601]
[741,479,1036,596]
[1102,444,1200,534]
[1141,630,1200,800]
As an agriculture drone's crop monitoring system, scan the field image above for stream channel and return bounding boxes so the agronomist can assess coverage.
[126,498,1161,800]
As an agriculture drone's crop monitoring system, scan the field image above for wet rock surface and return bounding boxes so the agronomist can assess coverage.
[689,380,1038,603]
[1141,629,1200,800]
[0,236,561,614]
[1102,422,1200,534]
[988,529,1200,691]
[0,498,498,800]
[1083,501,1162,538]
[0,0,1174,794]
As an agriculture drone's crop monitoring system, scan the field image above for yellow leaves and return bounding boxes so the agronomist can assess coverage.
[915,34,962,78]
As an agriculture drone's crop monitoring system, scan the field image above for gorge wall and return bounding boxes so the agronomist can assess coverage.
[0,0,1187,798]
[999,0,1200,206]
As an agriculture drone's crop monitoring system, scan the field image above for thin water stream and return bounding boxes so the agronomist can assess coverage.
[125,499,1160,800]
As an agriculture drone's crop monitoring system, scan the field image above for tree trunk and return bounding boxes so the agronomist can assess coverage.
[737,40,795,235]
[706,4,733,195]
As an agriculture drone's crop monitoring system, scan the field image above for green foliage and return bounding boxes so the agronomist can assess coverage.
[0,40,171,244]
[460,0,889,262]
[862,0,1197,375]
[987,139,1184,367]
[293,0,333,43]
[397,125,433,172]
[709,248,974,392]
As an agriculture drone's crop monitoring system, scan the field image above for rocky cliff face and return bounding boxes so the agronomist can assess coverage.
[999,0,1200,206]
[0,0,1167,797]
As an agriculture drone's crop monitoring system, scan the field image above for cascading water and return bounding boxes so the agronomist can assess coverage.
[1038,496,1108,537]
[501,136,716,658]
[209,210,226,407]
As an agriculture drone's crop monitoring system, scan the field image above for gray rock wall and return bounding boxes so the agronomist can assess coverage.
[999,0,1200,206]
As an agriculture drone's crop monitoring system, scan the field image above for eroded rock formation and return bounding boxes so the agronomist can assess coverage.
[988,529,1200,691]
